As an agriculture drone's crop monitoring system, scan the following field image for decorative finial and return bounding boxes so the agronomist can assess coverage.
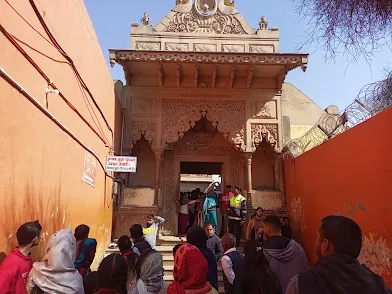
[259,16,268,30]
[141,12,151,26]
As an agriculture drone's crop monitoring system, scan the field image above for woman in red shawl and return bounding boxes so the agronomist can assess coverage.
[167,244,218,294]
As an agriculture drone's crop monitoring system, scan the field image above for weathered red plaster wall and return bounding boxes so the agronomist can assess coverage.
[0,0,115,269]
[285,107,392,287]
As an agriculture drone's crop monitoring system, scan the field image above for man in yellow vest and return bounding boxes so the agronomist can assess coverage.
[228,186,247,247]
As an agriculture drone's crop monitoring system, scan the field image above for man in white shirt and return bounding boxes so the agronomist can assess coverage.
[221,233,244,294]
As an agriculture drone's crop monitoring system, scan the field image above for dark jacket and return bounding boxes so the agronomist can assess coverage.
[199,247,219,291]
[233,261,282,294]
[263,236,309,293]
[133,238,152,254]
[206,234,224,261]
[295,253,391,294]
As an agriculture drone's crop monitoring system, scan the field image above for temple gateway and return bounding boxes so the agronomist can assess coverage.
[109,0,324,237]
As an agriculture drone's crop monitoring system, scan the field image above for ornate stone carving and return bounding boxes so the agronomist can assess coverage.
[162,98,245,148]
[135,42,160,51]
[131,98,156,116]
[154,0,256,35]
[251,123,278,148]
[129,121,156,149]
[251,101,276,118]
[259,16,268,30]
[111,50,308,72]
[162,10,248,34]
[195,0,217,16]
[222,44,245,52]
[249,45,274,53]
[141,12,151,26]
[194,44,217,52]
[165,43,188,51]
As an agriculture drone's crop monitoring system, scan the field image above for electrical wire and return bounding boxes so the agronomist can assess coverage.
[28,0,114,146]
[0,68,115,180]
[0,24,110,147]
[4,0,112,146]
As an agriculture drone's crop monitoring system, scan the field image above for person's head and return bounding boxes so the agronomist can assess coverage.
[117,235,132,254]
[205,224,214,238]
[97,254,127,291]
[173,244,182,257]
[256,207,264,217]
[225,185,232,193]
[234,185,241,195]
[316,216,362,260]
[187,226,207,249]
[244,240,268,266]
[263,215,282,239]
[222,233,236,252]
[282,217,290,226]
[146,215,154,226]
[130,224,143,240]
[171,244,209,291]
[16,220,42,248]
[195,188,201,194]
[74,224,90,241]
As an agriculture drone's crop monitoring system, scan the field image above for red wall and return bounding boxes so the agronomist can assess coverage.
[0,1,115,268]
[285,107,392,286]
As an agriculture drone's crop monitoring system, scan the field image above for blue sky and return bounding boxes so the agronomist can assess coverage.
[84,0,392,111]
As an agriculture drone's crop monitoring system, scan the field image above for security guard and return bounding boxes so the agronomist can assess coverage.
[228,186,247,247]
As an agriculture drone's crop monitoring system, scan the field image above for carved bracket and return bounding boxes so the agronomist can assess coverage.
[251,123,278,149]
[129,121,157,149]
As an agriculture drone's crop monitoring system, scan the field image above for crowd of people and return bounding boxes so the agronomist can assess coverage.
[0,210,391,293]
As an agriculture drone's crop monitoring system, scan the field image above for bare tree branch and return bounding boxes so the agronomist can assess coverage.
[294,0,392,61]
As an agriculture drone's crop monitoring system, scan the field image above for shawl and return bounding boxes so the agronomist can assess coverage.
[167,244,212,294]
[27,229,84,294]
[136,250,165,293]
[74,237,97,276]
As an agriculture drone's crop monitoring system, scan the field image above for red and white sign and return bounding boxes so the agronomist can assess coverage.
[82,151,97,186]
[105,156,137,172]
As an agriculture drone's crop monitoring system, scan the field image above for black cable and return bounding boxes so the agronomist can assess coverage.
[29,0,114,146]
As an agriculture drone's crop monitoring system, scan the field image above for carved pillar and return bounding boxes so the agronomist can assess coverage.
[244,152,253,200]
[154,150,164,206]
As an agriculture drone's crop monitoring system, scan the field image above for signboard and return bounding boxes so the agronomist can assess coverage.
[105,156,137,172]
[82,151,97,186]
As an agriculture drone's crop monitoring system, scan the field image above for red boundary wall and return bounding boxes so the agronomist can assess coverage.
[285,107,392,287]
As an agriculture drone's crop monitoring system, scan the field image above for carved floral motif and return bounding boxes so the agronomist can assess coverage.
[249,45,274,53]
[252,101,276,118]
[222,44,245,52]
[162,98,245,148]
[251,123,278,148]
[135,42,160,51]
[163,10,247,34]
[131,98,156,116]
[165,43,188,51]
[194,44,217,52]
[129,121,156,149]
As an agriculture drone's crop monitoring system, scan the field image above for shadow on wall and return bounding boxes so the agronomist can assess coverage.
[0,178,67,261]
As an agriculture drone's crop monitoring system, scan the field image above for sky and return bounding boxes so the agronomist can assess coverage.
[84,0,392,111]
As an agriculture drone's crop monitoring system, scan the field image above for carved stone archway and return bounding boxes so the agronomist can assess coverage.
[162,98,246,150]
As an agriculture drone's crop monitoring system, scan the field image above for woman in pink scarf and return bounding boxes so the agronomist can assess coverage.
[167,244,218,294]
